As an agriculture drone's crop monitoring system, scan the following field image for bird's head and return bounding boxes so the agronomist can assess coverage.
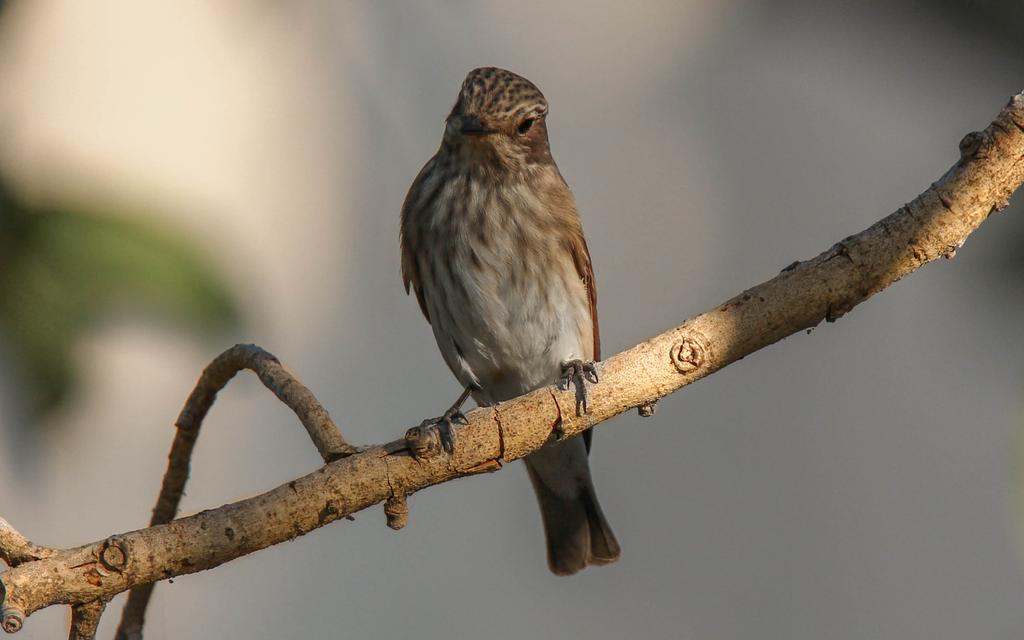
[444,67,553,172]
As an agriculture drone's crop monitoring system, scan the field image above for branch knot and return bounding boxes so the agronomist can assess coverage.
[100,537,129,573]
[1,606,23,634]
[959,131,985,159]
[671,335,706,374]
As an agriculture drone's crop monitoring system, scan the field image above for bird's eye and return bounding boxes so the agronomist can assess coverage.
[517,117,535,135]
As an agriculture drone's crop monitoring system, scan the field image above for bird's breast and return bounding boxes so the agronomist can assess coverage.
[421,176,592,402]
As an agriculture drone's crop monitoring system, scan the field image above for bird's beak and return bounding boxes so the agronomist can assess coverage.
[459,116,492,136]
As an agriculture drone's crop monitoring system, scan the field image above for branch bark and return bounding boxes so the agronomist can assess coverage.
[0,519,55,569]
[69,602,106,640]
[114,344,358,640]
[2,92,1023,636]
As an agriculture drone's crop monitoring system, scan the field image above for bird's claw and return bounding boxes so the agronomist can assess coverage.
[560,359,600,416]
[418,406,466,455]
[407,386,475,458]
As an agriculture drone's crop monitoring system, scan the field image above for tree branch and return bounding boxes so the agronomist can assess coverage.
[69,602,106,640]
[2,92,1023,636]
[114,343,357,640]
[0,519,55,569]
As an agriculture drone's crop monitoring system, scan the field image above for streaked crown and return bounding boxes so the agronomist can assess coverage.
[455,67,548,123]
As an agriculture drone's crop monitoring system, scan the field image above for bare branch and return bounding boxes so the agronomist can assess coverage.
[114,343,358,639]
[0,518,54,568]
[69,602,106,640]
[2,93,1023,634]
[175,343,357,465]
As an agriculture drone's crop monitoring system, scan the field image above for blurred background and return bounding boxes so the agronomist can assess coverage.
[1,1,1023,638]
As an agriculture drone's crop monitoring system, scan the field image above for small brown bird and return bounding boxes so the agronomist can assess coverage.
[400,67,619,575]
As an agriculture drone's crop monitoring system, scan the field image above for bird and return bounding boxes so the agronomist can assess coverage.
[399,66,619,576]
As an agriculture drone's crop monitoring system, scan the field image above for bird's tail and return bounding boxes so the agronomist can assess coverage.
[525,443,620,576]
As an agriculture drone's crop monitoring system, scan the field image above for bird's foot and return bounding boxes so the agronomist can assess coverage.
[405,386,474,458]
[560,359,600,416]
[406,407,466,458]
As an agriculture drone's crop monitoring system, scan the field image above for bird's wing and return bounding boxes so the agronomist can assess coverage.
[400,162,433,323]
[566,229,600,362]
[400,234,429,323]
[565,219,599,454]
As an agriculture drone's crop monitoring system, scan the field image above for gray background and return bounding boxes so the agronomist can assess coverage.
[1,1,1023,638]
